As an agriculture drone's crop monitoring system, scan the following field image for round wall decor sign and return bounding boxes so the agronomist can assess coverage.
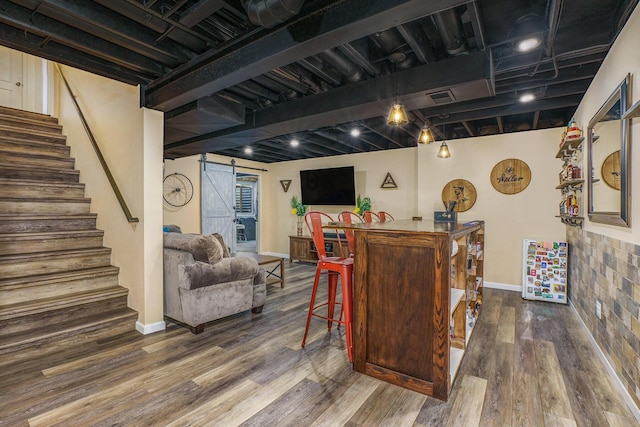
[441,179,477,212]
[601,150,621,190]
[490,158,531,194]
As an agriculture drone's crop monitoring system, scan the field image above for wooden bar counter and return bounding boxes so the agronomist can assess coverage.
[351,219,485,401]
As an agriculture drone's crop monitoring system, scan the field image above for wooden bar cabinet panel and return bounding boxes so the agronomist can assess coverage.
[352,220,484,401]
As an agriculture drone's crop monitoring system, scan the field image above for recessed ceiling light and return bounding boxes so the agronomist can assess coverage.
[519,93,535,103]
[515,37,541,53]
[244,147,252,154]
[290,139,299,147]
[350,128,360,137]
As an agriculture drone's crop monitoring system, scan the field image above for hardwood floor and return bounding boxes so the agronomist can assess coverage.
[0,262,636,426]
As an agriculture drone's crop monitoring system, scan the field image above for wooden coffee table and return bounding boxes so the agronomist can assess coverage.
[234,252,285,288]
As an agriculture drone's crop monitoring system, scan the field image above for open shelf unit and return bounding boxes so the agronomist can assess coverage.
[449,227,484,382]
[556,134,584,227]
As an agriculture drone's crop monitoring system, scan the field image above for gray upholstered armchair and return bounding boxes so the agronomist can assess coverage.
[163,230,266,334]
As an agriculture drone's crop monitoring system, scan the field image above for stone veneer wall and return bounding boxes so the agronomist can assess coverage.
[566,227,640,406]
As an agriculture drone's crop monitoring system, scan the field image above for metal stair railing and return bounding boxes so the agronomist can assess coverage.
[55,64,139,223]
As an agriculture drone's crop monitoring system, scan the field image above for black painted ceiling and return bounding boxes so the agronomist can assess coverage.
[1,0,637,163]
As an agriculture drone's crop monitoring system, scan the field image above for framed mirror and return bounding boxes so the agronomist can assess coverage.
[587,74,631,227]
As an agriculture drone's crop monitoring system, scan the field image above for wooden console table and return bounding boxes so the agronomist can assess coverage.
[289,235,349,263]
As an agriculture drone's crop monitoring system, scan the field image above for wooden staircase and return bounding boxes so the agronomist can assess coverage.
[0,106,138,364]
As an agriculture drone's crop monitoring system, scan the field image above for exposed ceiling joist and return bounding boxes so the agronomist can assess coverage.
[144,0,468,110]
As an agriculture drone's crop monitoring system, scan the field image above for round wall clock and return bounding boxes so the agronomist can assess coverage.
[601,150,621,190]
[441,179,477,212]
[163,173,194,207]
[490,158,531,194]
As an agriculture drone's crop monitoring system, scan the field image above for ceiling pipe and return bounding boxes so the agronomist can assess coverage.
[318,49,363,82]
[373,29,414,69]
[242,0,306,29]
[433,8,467,56]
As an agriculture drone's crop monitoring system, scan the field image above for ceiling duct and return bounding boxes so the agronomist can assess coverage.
[433,8,467,55]
[242,0,306,29]
[318,49,363,82]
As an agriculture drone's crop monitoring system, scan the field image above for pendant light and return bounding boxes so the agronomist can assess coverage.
[418,123,434,144]
[437,141,451,158]
[386,53,408,126]
[437,124,451,158]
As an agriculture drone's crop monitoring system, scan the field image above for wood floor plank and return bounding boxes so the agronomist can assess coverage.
[312,374,380,426]
[512,371,544,427]
[0,263,636,427]
[166,379,262,427]
[497,306,515,344]
[376,386,426,426]
[445,375,487,427]
[534,339,575,422]
[479,341,514,425]
[480,293,502,324]
[604,410,637,426]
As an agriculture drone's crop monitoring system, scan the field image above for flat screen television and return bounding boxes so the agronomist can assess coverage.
[300,166,356,205]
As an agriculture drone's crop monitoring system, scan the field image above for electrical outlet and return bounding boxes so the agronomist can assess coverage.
[596,301,602,319]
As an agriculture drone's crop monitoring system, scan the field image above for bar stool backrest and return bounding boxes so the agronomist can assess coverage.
[378,211,395,222]
[363,211,381,223]
[304,211,344,260]
[338,211,363,257]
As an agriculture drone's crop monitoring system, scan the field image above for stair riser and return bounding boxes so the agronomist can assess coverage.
[0,312,136,363]
[0,235,104,256]
[0,139,70,158]
[0,128,66,145]
[0,107,58,124]
[0,272,120,306]
[0,252,112,279]
[0,295,128,336]
[0,118,62,134]
[0,168,79,183]
[0,182,85,199]
[0,217,96,233]
[0,152,74,169]
[0,200,90,215]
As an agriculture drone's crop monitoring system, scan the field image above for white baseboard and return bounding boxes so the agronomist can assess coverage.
[569,301,640,423]
[135,320,166,335]
[484,281,521,292]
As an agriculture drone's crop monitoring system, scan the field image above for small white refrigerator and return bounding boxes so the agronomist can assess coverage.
[522,239,568,304]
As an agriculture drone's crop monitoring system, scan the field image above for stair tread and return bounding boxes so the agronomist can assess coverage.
[0,265,120,289]
[0,135,68,149]
[0,247,111,262]
[0,178,84,188]
[0,124,66,139]
[0,162,79,174]
[0,113,63,130]
[0,149,74,162]
[0,230,103,241]
[0,307,137,351]
[0,106,58,123]
[0,286,129,318]
[0,196,91,202]
[0,213,97,220]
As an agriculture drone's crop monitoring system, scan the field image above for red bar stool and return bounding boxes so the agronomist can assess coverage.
[301,211,355,362]
[378,211,395,222]
[338,211,363,258]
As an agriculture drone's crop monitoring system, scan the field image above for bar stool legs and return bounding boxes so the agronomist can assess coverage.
[301,262,353,362]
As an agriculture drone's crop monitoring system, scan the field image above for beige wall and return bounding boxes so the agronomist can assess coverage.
[54,65,164,331]
[573,3,640,244]
[418,128,566,285]
[165,138,564,287]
